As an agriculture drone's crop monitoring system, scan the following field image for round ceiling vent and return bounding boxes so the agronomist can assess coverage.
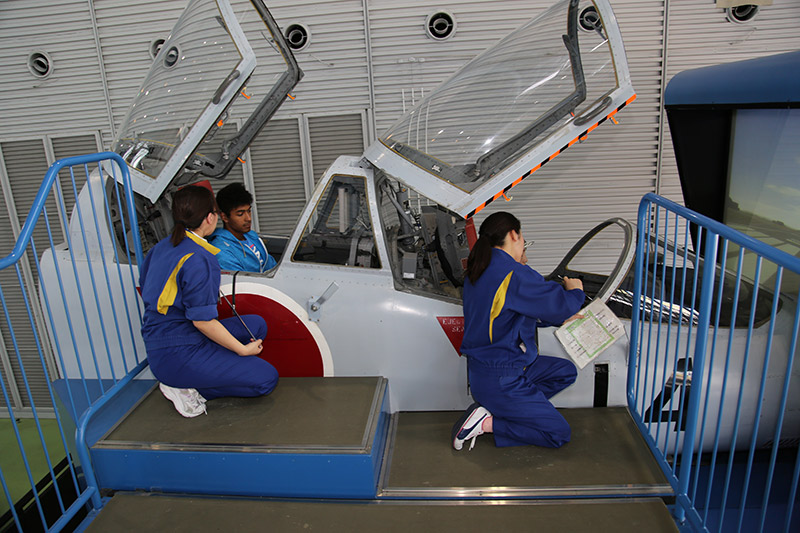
[150,38,166,60]
[426,11,456,41]
[162,44,181,68]
[27,51,53,79]
[725,5,759,24]
[284,22,311,51]
[579,6,602,32]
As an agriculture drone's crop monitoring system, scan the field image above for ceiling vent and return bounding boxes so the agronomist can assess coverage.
[27,51,53,79]
[578,6,602,32]
[284,22,311,51]
[150,38,166,60]
[426,11,456,41]
[725,4,760,24]
[162,45,181,68]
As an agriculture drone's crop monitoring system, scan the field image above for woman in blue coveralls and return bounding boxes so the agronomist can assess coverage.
[452,211,584,450]
[139,185,279,417]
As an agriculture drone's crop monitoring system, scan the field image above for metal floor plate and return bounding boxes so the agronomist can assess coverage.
[94,377,386,452]
[86,493,678,532]
[379,407,672,498]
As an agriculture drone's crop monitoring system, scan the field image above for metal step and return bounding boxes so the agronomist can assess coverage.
[88,377,390,498]
[84,492,679,532]
[379,408,672,499]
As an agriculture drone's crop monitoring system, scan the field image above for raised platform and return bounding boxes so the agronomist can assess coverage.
[379,408,671,499]
[83,378,677,531]
[85,493,678,532]
[89,377,390,498]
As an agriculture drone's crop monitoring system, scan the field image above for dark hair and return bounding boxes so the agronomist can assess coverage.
[170,185,216,246]
[216,182,253,217]
[464,211,521,284]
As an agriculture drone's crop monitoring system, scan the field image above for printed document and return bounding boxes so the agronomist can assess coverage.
[555,299,626,369]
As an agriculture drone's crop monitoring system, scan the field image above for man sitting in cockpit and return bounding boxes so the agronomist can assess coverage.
[209,183,277,273]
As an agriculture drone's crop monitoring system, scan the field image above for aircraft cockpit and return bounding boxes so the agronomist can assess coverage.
[292,175,380,269]
[377,177,470,299]
[88,0,641,410]
[286,168,470,300]
[101,0,639,306]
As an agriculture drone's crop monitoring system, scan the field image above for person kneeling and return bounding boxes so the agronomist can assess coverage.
[139,185,279,417]
[453,211,584,450]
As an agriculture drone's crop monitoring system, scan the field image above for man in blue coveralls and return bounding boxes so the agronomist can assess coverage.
[209,183,277,272]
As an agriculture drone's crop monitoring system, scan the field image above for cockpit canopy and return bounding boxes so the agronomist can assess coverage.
[112,0,301,203]
[364,0,635,218]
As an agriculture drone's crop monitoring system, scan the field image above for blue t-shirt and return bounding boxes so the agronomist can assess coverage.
[208,228,276,273]
[461,248,585,371]
[139,231,221,350]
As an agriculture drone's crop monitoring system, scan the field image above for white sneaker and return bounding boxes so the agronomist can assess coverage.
[159,383,207,418]
[452,403,491,451]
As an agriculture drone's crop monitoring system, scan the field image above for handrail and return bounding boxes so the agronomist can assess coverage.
[0,153,139,270]
[0,151,145,532]
[627,192,800,532]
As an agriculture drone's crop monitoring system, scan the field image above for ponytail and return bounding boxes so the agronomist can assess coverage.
[170,219,188,247]
[170,186,216,246]
[464,211,521,283]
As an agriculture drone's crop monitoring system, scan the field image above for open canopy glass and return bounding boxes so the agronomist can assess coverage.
[365,0,635,218]
[112,0,301,203]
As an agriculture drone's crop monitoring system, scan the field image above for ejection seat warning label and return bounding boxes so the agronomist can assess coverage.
[555,299,625,370]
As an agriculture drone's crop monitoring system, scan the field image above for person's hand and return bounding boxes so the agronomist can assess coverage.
[238,338,264,356]
[563,276,583,291]
[563,313,585,324]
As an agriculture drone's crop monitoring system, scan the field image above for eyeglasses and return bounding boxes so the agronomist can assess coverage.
[523,239,534,250]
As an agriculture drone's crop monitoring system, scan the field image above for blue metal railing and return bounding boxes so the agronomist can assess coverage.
[628,193,800,532]
[0,152,144,532]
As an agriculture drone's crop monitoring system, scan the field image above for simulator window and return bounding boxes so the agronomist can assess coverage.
[725,108,800,294]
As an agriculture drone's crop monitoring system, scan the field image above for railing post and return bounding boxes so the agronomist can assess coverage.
[627,196,651,409]
[673,227,718,524]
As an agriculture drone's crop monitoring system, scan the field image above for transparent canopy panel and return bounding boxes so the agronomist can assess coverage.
[114,0,245,181]
[112,0,300,203]
[369,0,632,216]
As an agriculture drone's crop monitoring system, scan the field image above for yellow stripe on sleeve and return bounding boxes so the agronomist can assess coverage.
[157,253,194,315]
[489,271,513,343]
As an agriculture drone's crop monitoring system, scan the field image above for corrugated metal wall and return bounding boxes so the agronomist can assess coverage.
[269,0,372,114]
[0,0,799,409]
[0,1,110,138]
[248,117,307,236]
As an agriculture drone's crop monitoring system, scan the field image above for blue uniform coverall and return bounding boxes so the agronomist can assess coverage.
[139,231,278,400]
[209,228,277,273]
[461,248,584,447]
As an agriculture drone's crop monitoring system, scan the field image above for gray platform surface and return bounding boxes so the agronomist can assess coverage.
[86,493,678,532]
[381,408,671,497]
[95,377,383,449]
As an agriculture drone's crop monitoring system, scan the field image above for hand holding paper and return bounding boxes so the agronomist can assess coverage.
[555,299,626,369]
